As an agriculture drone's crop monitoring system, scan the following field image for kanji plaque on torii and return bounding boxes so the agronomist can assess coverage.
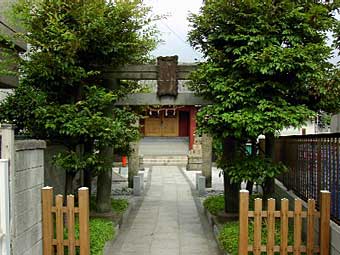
[157,56,178,97]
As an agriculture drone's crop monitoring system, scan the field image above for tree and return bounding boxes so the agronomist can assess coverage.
[0,33,20,78]
[188,0,340,213]
[0,0,159,212]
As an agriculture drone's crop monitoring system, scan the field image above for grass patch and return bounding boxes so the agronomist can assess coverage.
[111,198,129,214]
[64,218,114,255]
[90,196,129,215]
[203,194,261,215]
[218,221,239,254]
[218,220,295,255]
[203,195,224,215]
[89,218,115,255]
[87,196,128,254]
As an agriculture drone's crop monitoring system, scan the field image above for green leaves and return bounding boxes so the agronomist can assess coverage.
[188,0,340,187]
[189,0,340,140]
[0,0,157,177]
[0,34,20,76]
[224,157,287,185]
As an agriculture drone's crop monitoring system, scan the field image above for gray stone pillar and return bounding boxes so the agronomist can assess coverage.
[128,141,139,188]
[138,172,144,191]
[201,133,212,188]
[195,172,202,190]
[133,176,142,196]
[198,176,206,196]
[1,124,16,240]
[119,166,128,177]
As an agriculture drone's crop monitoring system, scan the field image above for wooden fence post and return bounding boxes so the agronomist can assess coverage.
[79,187,90,255]
[67,195,76,255]
[239,190,249,255]
[267,199,276,255]
[253,198,262,255]
[293,199,302,255]
[320,191,330,255]
[55,195,64,255]
[307,199,315,255]
[280,199,289,255]
[42,187,53,255]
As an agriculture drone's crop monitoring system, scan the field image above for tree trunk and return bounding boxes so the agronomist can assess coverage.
[246,181,254,196]
[96,79,117,213]
[65,171,76,196]
[264,133,275,195]
[96,147,113,213]
[202,133,213,188]
[83,142,92,195]
[246,139,257,196]
[223,173,240,213]
[222,137,241,213]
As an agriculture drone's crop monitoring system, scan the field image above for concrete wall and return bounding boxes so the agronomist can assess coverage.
[44,144,67,196]
[331,114,340,133]
[279,120,317,136]
[274,180,340,254]
[11,139,46,255]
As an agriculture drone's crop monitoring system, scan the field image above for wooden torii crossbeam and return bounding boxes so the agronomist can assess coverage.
[102,64,197,81]
[102,60,210,106]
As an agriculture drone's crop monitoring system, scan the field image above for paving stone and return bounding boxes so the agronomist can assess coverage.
[150,248,180,255]
[105,165,219,255]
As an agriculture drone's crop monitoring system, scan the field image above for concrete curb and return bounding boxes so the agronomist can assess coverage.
[202,204,229,255]
[107,196,136,247]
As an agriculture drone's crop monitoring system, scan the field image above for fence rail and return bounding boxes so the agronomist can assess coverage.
[42,187,90,255]
[0,159,10,255]
[275,133,340,223]
[238,190,330,255]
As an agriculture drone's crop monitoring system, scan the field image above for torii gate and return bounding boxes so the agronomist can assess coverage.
[102,56,213,187]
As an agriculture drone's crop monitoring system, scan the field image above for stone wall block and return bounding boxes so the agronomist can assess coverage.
[14,167,43,192]
[10,139,45,255]
[12,222,42,255]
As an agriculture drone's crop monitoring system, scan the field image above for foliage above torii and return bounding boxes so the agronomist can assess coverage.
[9,0,159,101]
[188,0,340,140]
[0,0,159,173]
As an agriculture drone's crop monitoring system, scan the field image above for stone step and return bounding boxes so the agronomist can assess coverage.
[142,155,188,166]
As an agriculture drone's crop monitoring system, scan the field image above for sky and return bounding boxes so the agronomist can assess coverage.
[144,0,204,63]
[143,1,340,65]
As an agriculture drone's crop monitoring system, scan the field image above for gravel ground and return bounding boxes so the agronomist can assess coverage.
[181,166,225,193]
[91,167,150,197]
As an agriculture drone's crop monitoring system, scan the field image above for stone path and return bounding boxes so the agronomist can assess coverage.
[105,166,220,255]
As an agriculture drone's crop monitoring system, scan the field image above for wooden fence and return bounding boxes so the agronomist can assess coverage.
[42,187,90,255]
[0,159,10,255]
[239,190,331,255]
